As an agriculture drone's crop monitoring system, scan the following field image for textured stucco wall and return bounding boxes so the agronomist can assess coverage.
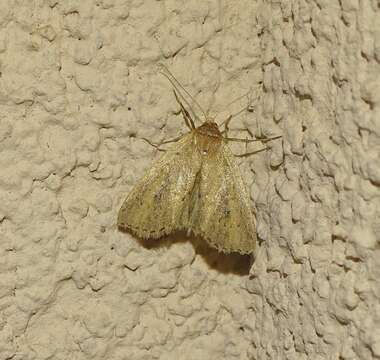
[0,1,379,359]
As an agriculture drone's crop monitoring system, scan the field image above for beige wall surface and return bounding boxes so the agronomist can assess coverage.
[0,0,379,359]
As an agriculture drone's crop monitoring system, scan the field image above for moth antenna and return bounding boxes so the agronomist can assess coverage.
[214,89,252,123]
[159,70,199,125]
[219,106,248,133]
[158,64,208,122]
[173,90,195,129]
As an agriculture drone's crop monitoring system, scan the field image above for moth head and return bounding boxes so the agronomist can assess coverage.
[196,121,222,138]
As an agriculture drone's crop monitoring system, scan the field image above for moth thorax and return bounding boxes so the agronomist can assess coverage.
[196,121,222,138]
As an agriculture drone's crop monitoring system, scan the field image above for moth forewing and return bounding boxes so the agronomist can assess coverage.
[188,132,257,254]
[118,133,202,239]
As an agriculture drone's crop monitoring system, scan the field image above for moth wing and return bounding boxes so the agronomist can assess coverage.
[190,142,257,254]
[118,133,201,239]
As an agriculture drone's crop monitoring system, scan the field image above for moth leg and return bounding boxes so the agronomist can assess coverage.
[220,115,232,137]
[218,89,255,136]
[244,135,249,154]
[141,137,167,152]
[234,147,268,157]
[222,125,255,142]
[220,109,248,136]
[224,135,282,143]
[240,127,254,138]
[229,134,282,157]
[160,135,184,145]
[141,134,183,152]
[257,135,282,143]
[173,90,195,130]
[217,88,253,123]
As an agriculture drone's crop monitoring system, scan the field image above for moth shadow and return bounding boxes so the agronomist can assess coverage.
[132,231,252,276]
[192,236,252,276]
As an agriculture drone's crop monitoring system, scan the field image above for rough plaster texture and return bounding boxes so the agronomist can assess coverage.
[0,0,379,359]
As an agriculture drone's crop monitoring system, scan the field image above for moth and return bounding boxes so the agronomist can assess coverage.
[118,67,280,254]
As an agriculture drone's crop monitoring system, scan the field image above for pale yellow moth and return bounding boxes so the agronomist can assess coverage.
[118,67,280,254]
